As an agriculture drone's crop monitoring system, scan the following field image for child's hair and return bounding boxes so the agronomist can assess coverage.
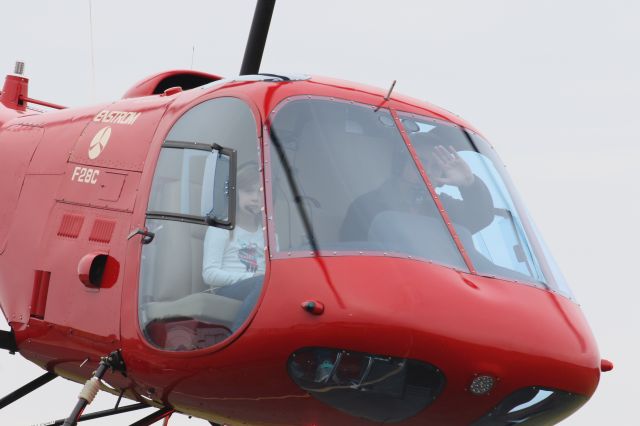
[237,161,260,191]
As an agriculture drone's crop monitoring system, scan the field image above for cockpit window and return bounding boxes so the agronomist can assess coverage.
[267,97,468,271]
[139,97,266,351]
[399,112,573,298]
[266,96,573,299]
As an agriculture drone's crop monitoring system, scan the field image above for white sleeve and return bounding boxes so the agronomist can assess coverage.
[202,227,253,287]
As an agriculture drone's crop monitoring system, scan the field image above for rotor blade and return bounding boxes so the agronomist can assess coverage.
[240,0,276,75]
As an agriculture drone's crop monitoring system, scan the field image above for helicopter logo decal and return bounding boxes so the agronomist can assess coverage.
[88,126,111,160]
[93,109,141,125]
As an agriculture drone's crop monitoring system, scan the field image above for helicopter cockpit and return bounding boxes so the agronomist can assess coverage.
[137,93,574,353]
[267,96,574,296]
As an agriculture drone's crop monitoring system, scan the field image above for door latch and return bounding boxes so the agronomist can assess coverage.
[127,228,155,244]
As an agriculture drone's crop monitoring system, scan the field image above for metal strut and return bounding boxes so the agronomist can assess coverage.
[62,350,126,426]
[46,403,148,425]
[129,406,174,426]
[0,371,57,410]
[0,329,18,353]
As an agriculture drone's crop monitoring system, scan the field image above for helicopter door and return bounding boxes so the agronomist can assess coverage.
[137,97,266,352]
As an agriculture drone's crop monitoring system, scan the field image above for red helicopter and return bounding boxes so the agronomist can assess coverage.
[0,1,611,425]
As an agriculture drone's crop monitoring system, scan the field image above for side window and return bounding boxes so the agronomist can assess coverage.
[147,147,232,221]
[444,151,544,280]
[400,112,548,286]
[139,97,265,352]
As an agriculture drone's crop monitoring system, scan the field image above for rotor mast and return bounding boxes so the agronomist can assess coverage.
[240,0,276,75]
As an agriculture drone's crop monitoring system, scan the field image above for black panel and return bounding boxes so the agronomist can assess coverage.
[0,330,17,352]
[152,74,218,94]
[472,387,588,425]
[288,347,445,423]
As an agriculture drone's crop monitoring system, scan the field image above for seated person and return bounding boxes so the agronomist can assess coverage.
[202,163,265,301]
[340,132,494,242]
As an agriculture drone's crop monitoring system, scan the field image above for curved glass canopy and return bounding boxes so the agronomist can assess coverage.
[268,97,573,299]
[138,95,576,353]
[139,97,266,352]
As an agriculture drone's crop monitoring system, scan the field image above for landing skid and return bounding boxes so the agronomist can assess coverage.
[0,371,172,425]
[0,346,180,425]
[0,329,17,353]
[48,403,150,425]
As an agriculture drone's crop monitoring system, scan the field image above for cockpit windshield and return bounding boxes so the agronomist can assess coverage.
[268,97,468,271]
[267,97,574,299]
[399,111,573,298]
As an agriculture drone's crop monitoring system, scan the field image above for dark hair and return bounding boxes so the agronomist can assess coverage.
[391,131,446,175]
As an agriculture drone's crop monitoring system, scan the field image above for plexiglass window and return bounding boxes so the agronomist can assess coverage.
[399,112,573,298]
[147,147,228,218]
[268,97,467,270]
[139,97,266,351]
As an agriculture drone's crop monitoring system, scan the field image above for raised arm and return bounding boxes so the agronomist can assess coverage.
[440,176,494,234]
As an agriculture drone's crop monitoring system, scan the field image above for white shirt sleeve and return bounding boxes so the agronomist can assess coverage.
[202,227,253,288]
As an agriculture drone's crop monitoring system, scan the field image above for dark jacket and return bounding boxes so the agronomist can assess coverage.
[340,176,494,242]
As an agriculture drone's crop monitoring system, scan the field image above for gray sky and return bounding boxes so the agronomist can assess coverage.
[0,0,637,424]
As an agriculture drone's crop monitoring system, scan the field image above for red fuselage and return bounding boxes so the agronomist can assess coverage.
[0,72,600,425]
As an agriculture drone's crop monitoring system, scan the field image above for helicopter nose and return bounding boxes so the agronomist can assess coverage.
[281,256,601,424]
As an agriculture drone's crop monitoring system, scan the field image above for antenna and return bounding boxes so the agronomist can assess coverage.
[88,0,96,101]
[13,61,25,75]
[384,80,397,101]
[374,80,398,111]
[240,0,276,75]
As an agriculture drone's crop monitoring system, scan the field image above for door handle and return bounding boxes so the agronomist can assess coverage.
[127,228,155,244]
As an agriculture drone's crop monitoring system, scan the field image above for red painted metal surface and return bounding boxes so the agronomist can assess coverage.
[600,359,614,372]
[20,96,66,110]
[0,73,602,425]
[116,256,598,425]
[30,270,51,319]
[0,124,44,254]
[0,74,29,111]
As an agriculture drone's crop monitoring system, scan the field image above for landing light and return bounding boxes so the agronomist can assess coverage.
[469,375,496,395]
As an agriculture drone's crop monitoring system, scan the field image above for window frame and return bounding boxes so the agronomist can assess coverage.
[146,141,238,229]
[135,94,269,354]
